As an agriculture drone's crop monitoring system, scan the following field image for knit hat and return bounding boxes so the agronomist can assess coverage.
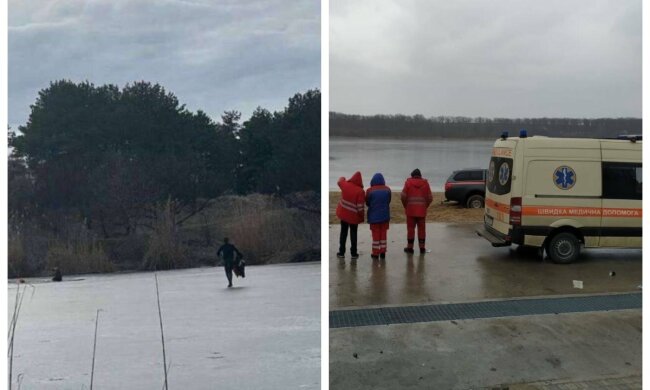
[411,168,421,178]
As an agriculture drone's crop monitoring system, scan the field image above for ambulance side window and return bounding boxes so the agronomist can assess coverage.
[602,162,642,200]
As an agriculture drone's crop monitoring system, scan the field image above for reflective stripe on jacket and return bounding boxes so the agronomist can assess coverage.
[336,171,365,224]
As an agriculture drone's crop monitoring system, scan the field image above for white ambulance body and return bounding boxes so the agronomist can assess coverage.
[477,134,641,263]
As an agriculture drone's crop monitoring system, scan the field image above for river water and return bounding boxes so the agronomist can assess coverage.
[330,137,495,191]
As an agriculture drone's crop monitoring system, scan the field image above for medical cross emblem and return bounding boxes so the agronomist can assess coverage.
[498,163,510,186]
[554,166,576,190]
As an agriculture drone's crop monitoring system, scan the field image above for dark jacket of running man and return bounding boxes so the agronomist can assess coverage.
[336,171,365,259]
[401,168,433,254]
[217,238,242,287]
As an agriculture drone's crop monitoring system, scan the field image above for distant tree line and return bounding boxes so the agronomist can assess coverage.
[9,80,320,239]
[330,112,642,139]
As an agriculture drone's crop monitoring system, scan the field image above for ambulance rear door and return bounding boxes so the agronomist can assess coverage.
[484,139,518,237]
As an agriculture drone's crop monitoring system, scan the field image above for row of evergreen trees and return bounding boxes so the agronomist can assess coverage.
[9,80,320,239]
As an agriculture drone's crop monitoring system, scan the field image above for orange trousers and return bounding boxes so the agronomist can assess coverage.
[370,222,389,255]
[406,216,426,249]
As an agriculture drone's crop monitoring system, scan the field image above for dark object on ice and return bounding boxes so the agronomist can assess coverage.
[609,271,616,277]
[52,268,62,282]
[353,353,358,359]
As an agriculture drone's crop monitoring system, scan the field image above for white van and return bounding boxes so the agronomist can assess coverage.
[477,133,641,263]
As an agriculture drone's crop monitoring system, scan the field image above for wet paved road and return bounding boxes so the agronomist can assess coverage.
[329,223,641,309]
[329,222,642,389]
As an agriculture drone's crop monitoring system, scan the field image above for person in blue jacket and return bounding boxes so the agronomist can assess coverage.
[365,173,392,259]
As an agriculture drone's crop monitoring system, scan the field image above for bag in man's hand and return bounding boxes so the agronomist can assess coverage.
[233,257,246,278]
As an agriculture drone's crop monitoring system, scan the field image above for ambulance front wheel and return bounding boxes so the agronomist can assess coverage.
[547,232,581,264]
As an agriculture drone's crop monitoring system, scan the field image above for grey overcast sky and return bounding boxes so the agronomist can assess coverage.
[330,0,641,118]
[9,0,320,127]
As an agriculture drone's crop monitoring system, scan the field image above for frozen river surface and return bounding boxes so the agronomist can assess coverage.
[330,137,494,190]
[9,263,320,389]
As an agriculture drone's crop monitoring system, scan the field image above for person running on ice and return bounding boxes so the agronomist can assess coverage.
[217,237,243,287]
[366,173,391,259]
[336,171,365,259]
[401,168,433,254]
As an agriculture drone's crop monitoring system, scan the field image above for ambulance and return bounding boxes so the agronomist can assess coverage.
[477,131,642,263]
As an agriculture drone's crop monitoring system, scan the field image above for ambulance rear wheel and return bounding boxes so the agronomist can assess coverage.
[547,232,580,264]
[466,194,484,209]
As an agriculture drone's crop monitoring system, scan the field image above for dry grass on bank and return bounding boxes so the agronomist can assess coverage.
[143,199,191,270]
[8,233,27,278]
[45,237,114,275]
[179,193,320,265]
[329,192,483,224]
[9,193,320,278]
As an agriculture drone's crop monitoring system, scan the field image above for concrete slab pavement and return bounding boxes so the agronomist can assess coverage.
[329,309,641,390]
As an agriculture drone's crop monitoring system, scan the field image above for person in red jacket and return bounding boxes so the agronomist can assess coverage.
[336,171,365,259]
[401,168,433,254]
